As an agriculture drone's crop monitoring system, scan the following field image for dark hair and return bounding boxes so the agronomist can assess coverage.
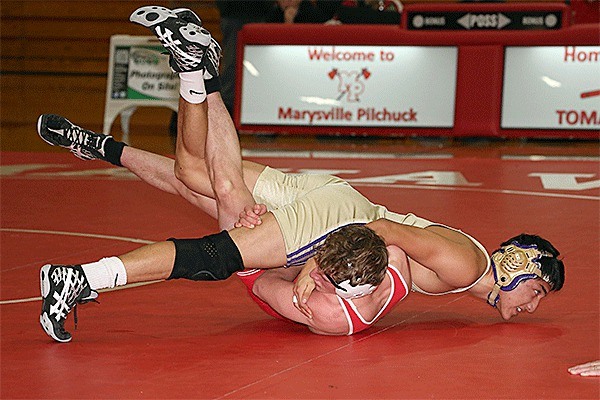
[315,225,388,286]
[499,233,565,291]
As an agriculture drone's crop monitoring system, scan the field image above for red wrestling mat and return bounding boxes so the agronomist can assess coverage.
[1,151,598,399]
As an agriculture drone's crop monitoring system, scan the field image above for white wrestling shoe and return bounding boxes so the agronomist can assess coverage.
[129,5,211,73]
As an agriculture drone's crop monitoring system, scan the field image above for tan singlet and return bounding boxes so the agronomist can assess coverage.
[252,167,491,294]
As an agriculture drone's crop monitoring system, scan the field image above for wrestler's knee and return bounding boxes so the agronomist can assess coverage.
[167,231,245,281]
[174,155,204,188]
[212,178,239,204]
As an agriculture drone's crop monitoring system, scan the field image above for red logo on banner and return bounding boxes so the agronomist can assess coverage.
[328,68,371,102]
[581,89,600,99]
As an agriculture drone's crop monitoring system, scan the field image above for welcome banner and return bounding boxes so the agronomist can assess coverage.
[240,45,458,128]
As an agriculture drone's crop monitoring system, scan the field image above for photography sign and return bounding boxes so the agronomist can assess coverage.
[103,35,179,137]
[110,45,178,100]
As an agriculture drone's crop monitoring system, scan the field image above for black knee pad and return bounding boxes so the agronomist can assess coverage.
[167,231,244,281]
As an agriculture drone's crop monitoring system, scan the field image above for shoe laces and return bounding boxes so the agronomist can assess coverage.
[73,291,99,330]
[64,125,92,147]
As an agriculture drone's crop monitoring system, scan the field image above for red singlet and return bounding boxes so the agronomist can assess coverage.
[236,265,409,334]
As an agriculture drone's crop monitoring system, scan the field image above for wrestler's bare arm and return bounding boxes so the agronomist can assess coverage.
[292,259,318,318]
[367,219,485,289]
[254,267,349,335]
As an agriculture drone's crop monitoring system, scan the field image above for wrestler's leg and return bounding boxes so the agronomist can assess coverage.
[40,214,287,342]
[40,240,176,342]
[174,94,256,230]
[130,5,212,200]
[84,212,286,291]
[120,146,217,217]
[95,213,286,294]
[165,23,254,229]
[41,209,286,299]
[47,213,284,295]
[118,241,175,282]
[122,144,264,219]
[228,212,287,267]
[173,97,209,191]
[206,92,257,230]
[36,112,266,220]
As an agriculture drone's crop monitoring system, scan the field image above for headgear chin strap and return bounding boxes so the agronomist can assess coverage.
[487,241,551,307]
[334,279,377,300]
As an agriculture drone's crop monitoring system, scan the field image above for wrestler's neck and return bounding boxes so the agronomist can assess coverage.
[467,269,496,302]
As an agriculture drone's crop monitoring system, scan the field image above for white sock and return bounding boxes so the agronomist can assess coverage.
[82,256,128,290]
[179,70,206,103]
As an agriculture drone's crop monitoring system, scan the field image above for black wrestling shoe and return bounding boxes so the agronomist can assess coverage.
[37,114,112,161]
[172,7,222,80]
[202,36,222,81]
[173,8,223,80]
[172,7,202,25]
[40,264,98,343]
[129,5,211,73]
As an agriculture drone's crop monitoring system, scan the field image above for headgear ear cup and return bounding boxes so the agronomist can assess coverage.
[487,241,551,306]
[334,280,377,299]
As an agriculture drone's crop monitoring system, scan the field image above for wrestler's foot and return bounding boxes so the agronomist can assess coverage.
[37,114,112,161]
[203,36,222,81]
[129,5,211,73]
[172,7,221,81]
[172,7,202,25]
[40,264,98,343]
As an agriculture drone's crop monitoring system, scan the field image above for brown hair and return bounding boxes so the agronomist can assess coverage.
[315,225,388,286]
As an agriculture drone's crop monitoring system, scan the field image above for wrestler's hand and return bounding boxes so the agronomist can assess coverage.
[293,275,315,319]
[234,204,267,228]
[293,259,318,319]
[568,360,600,377]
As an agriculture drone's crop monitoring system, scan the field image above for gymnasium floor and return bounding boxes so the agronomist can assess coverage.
[1,130,599,398]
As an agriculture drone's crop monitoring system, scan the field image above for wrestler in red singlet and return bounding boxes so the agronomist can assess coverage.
[236,265,409,334]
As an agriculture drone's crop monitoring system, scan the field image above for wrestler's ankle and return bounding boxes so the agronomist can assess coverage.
[81,257,127,290]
